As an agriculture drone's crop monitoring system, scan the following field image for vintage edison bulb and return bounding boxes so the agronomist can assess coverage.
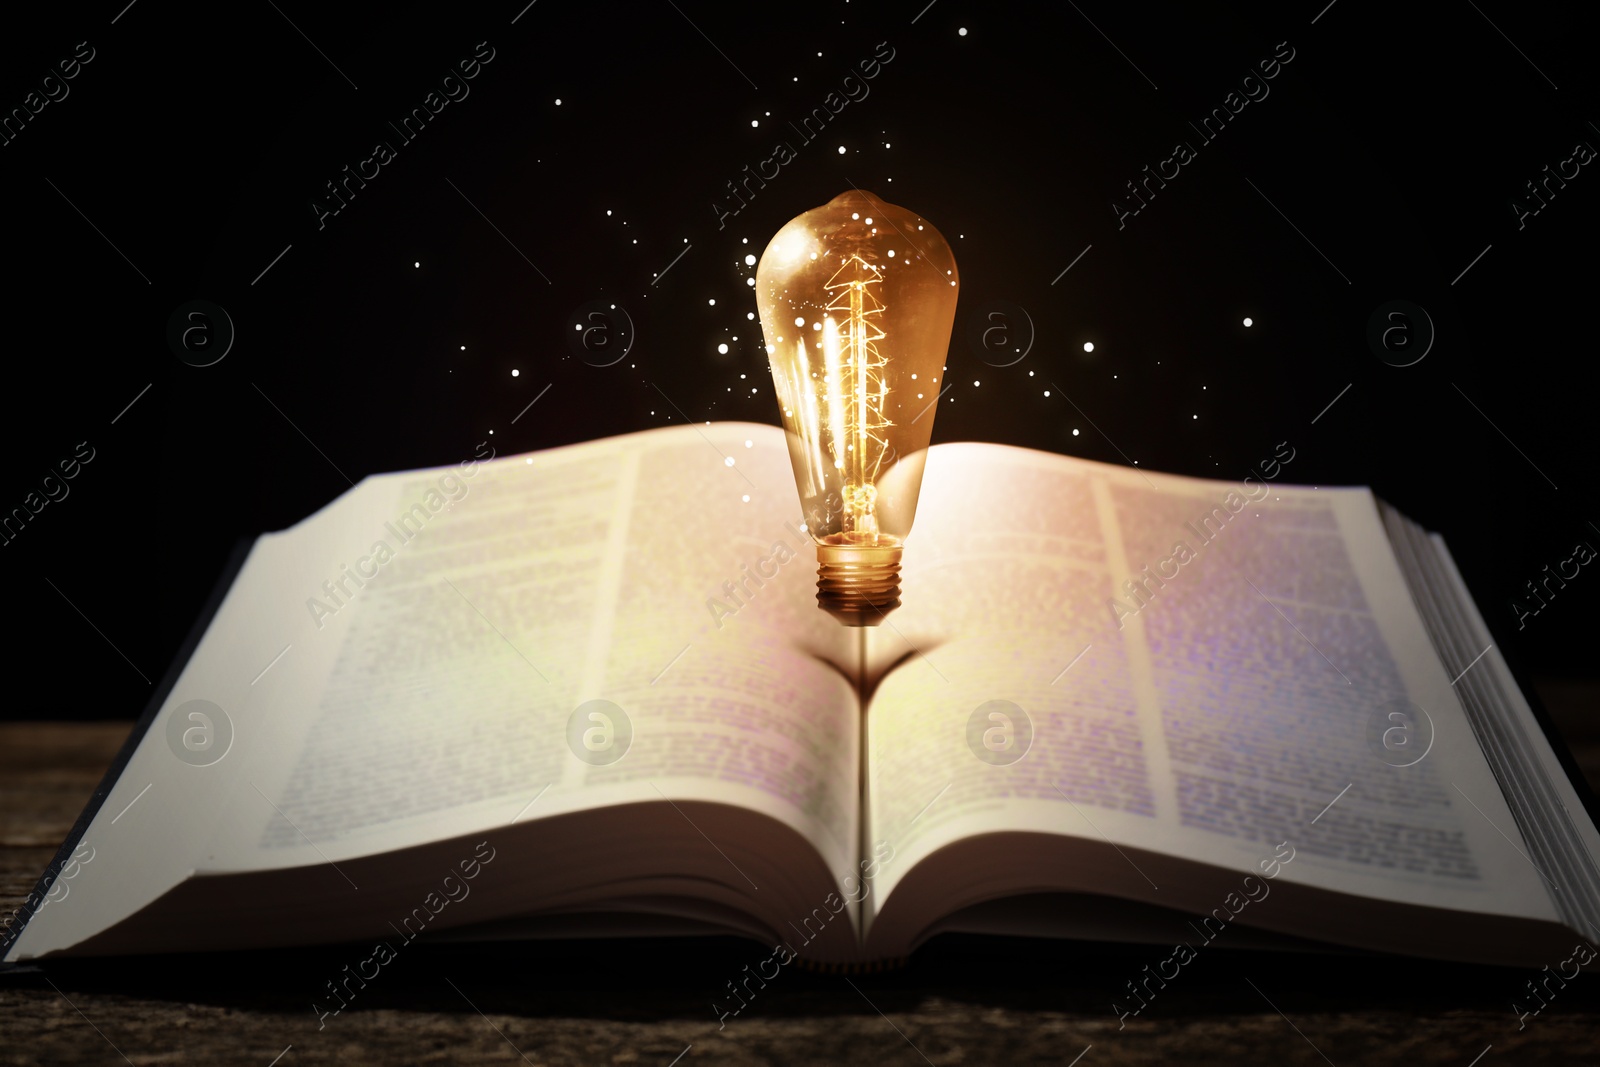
[755,190,959,625]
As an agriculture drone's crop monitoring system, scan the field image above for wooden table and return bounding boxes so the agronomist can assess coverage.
[4,716,1600,1066]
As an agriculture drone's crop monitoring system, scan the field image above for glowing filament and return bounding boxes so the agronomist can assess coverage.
[823,255,891,540]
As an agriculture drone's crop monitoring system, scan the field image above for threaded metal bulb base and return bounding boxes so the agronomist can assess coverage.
[815,541,902,627]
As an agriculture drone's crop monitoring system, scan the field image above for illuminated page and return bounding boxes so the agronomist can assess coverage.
[866,443,1557,926]
[240,423,859,879]
[8,423,859,961]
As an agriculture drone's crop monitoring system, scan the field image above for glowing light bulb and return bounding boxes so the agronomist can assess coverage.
[756,190,959,626]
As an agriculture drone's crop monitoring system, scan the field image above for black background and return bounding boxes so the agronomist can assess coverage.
[2,0,1597,720]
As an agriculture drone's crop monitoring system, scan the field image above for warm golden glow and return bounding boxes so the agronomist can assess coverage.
[756,189,960,620]
[822,255,892,540]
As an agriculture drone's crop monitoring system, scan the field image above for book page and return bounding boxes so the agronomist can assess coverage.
[865,443,1558,929]
[8,423,861,962]
[244,423,859,876]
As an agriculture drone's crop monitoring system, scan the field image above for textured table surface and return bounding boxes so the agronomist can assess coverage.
[3,712,1599,1066]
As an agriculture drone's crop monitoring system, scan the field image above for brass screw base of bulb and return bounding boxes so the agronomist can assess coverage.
[815,541,902,627]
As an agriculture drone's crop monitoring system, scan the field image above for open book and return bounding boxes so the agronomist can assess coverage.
[6,422,1599,973]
